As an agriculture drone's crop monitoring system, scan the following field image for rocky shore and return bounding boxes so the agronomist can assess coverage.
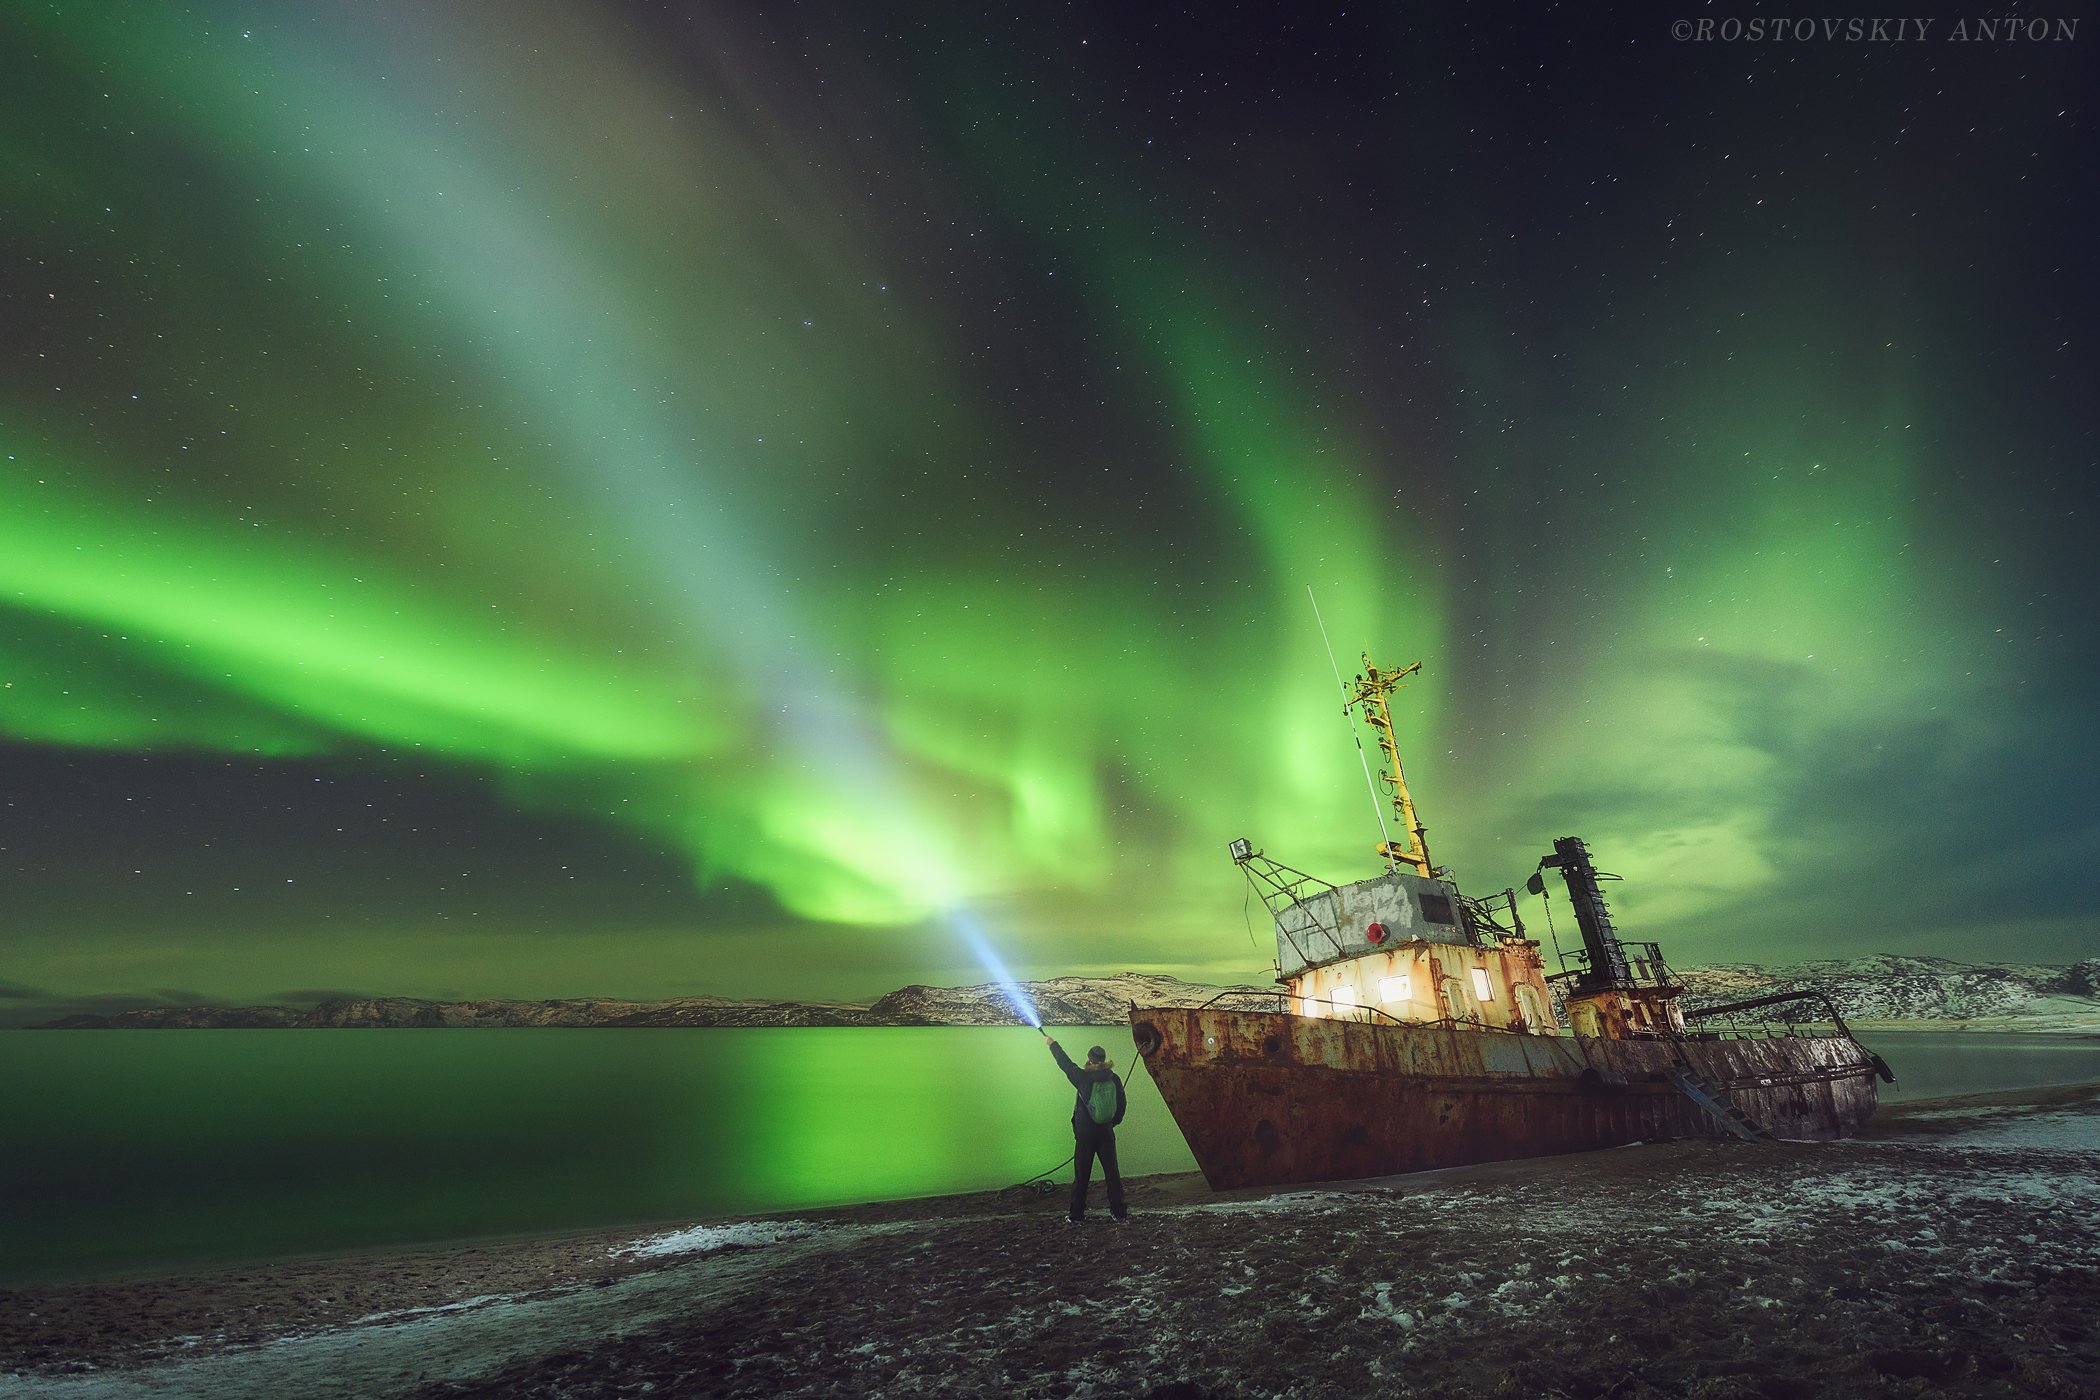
[3,1082,2094,1399]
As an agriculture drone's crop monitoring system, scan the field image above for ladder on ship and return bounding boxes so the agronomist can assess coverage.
[1665,1069,1768,1141]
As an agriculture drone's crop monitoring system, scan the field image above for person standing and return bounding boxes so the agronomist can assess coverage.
[1043,1030,1128,1224]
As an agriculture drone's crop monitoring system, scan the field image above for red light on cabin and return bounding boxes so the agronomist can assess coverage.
[1366,922,1388,945]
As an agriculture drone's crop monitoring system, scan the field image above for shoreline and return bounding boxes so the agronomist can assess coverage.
[19,959,2100,1033]
[14,1018,2100,1036]
[16,1011,2100,1036]
[1849,1020,2100,1035]
[5,1082,2095,1397]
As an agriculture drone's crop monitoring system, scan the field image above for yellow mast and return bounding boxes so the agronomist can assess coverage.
[1348,656,1433,877]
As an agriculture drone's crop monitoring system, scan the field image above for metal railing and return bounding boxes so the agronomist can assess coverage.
[1192,988,1500,1032]
[1548,939,1679,989]
[1682,988,1853,1036]
[1677,989,1895,1082]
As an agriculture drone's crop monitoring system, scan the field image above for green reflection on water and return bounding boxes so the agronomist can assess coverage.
[12,1028,2089,1283]
[0,1028,1192,1283]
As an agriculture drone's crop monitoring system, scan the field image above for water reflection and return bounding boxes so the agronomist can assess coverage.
[0,1026,1191,1283]
[4,1026,2093,1282]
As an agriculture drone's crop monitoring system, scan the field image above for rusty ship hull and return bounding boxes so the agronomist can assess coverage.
[1132,1006,1880,1189]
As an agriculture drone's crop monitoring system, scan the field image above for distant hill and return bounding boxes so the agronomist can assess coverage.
[1673,954,2100,1029]
[868,973,1261,1026]
[30,974,1261,1031]
[27,957,2100,1031]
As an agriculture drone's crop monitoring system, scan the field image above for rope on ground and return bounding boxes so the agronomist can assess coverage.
[1001,1153,1074,1195]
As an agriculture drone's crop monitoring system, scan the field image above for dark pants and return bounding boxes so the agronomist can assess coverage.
[1071,1129,1127,1221]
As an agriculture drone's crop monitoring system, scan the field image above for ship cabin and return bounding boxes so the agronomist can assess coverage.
[1273,868,1557,1035]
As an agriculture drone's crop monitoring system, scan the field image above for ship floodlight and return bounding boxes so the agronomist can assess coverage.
[1228,838,1253,863]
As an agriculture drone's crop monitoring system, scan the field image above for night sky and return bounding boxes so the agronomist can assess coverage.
[4,3,2095,1025]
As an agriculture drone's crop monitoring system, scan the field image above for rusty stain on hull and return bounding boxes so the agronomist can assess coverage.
[1130,1007,1879,1190]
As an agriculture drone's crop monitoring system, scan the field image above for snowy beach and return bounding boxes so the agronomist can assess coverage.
[4,1081,2095,1399]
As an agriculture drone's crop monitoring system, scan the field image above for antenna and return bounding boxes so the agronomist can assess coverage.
[1309,586,1397,869]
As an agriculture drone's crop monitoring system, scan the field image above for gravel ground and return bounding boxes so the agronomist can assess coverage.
[3,1082,2095,1399]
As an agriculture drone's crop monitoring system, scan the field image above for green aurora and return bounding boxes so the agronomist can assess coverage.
[2,3,2093,1020]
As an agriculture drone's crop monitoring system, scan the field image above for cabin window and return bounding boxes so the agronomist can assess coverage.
[1379,974,1412,1004]
[1418,892,1456,925]
[1470,968,1495,1003]
[1331,985,1360,1015]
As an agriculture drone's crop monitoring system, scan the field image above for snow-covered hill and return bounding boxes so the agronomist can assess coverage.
[868,973,1266,1026]
[30,958,2100,1030]
[1675,954,2100,1026]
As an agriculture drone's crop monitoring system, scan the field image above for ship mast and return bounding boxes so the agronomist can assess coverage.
[1346,656,1433,877]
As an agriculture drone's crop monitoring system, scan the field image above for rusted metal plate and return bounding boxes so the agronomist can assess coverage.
[1129,1007,1879,1190]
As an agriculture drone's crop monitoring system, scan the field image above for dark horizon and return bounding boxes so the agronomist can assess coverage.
[11,949,2098,1033]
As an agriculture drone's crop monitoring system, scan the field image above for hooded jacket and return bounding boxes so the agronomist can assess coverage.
[1049,1041,1127,1136]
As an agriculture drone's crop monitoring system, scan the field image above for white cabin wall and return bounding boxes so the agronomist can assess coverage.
[1284,939,1558,1034]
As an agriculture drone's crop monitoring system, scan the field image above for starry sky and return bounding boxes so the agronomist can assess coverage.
[3,2,2095,1025]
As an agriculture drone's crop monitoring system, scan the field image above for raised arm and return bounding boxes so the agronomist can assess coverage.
[1046,1038,1086,1090]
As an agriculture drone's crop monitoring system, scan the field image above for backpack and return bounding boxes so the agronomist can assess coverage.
[1086,1076,1119,1126]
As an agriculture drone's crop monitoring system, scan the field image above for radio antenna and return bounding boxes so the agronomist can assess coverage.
[1309,586,1397,869]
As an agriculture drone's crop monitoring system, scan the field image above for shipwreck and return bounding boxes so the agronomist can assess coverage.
[1130,655,1893,1189]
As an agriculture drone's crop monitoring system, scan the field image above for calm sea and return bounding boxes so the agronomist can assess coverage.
[2,1027,2094,1284]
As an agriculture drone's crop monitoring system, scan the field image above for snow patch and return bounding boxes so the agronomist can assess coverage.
[612,1220,823,1259]
[1360,1283,1416,1327]
[1191,1191,1354,1216]
[344,1293,521,1327]
[1913,1112,2100,1151]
